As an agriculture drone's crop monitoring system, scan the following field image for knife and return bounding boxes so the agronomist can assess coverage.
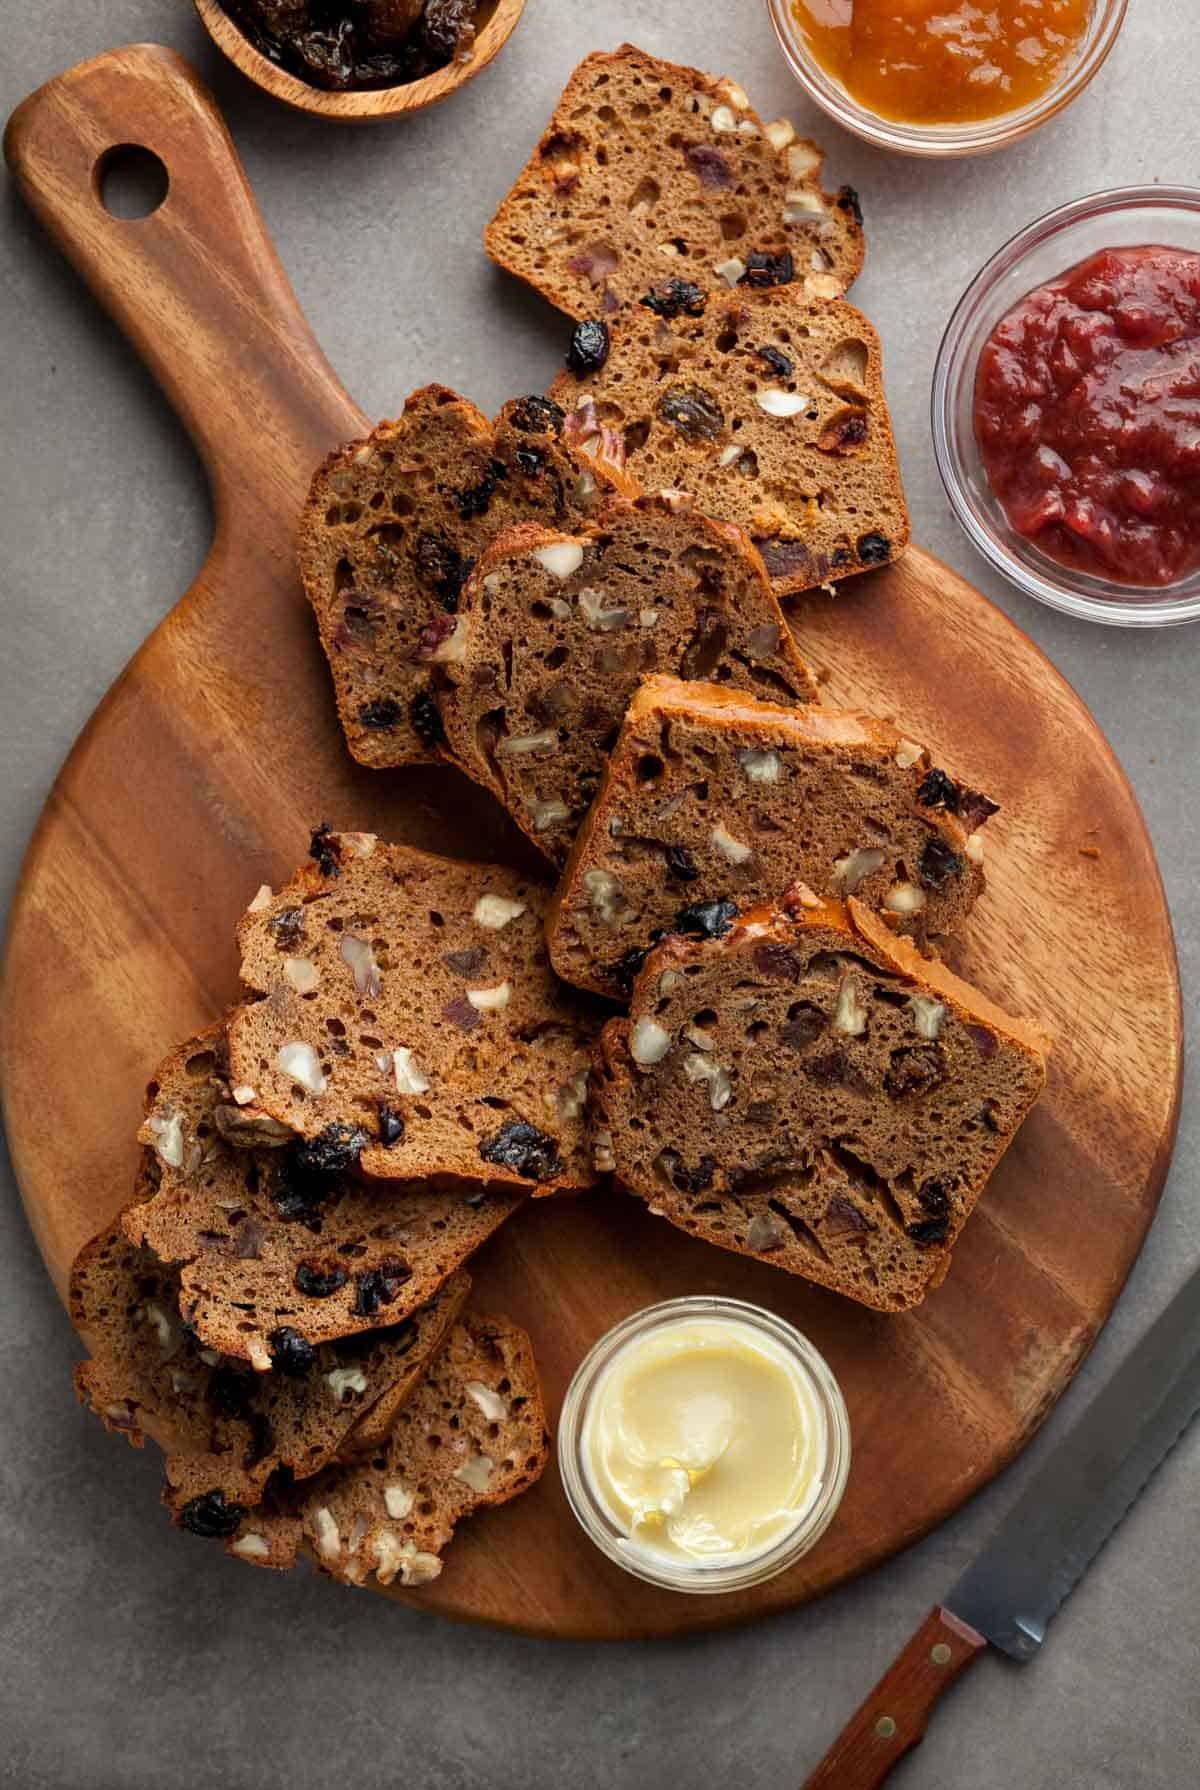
[802,1265,1200,1788]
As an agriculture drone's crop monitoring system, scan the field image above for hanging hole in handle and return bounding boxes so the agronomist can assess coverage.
[95,145,170,219]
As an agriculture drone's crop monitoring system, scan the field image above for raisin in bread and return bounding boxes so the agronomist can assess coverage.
[172,1475,303,1570]
[203,1314,550,1582]
[126,1023,523,1365]
[484,44,863,321]
[546,285,909,597]
[547,677,997,997]
[439,493,818,867]
[227,831,601,1194]
[299,386,631,769]
[593,895,1048,1312]
[70,1214,468,1523]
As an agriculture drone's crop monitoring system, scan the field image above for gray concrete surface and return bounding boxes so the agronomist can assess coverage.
[2,3,1198,1786]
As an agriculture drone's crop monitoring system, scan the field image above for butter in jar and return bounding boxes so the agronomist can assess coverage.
[558,1298,851,1593]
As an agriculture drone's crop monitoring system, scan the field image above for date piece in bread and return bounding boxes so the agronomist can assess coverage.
[440,493,818,867]
[227,833,602,1194]
[547,677,996,998]
[127,1022,523,1365]
[594,897,1048,1313]
[485,44,864,320]
[548,286,909,598]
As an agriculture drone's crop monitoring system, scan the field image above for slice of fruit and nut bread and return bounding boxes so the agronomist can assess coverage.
[199,1314,550,1582]
[299,386,633,770]
[547,676,997,998]
[227,831,602,1194]
[484,44,863,321]
[126,1021,523,1365]
[439,493,818,868]
[546,285,909,598]
[593,896,1049,1313]
[70,1212,468,1527]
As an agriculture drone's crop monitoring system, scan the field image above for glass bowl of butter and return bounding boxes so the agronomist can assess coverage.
[558,1297,851,1594]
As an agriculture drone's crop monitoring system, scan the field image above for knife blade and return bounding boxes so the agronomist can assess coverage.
[947,1262,1200,1661]
[802,1264,1200,1789]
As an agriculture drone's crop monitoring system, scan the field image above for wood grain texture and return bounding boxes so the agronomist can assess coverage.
[193,0,527,121]
[0,46,1181,1641]
[800,1607,987,1788]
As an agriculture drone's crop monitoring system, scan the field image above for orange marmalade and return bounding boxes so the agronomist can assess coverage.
[789,1,1093,126]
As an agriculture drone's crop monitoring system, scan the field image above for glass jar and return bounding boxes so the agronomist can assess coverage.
[557,1296,851,1595]
[764,0,1127,158]
[933,185,1200,626]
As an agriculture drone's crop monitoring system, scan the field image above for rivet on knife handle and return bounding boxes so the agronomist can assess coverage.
[800,1605,987,1790]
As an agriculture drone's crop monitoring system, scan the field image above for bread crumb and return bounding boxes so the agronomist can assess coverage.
[1079,845,1101,859]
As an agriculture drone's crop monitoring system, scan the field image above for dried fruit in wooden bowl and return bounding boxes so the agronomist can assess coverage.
[219,0,484,90]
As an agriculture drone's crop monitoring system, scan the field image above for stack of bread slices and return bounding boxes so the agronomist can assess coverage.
[73,45,1049,1591]
[69,837,604,1586]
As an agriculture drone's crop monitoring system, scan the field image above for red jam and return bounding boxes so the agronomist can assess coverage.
[974,246,1200,587]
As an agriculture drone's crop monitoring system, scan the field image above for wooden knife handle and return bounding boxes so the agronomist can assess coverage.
[801,1606,987,1789]
[3,44,363,523]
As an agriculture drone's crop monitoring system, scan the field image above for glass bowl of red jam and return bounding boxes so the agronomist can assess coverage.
[765,0,1127,157]
[932,187,1200,626]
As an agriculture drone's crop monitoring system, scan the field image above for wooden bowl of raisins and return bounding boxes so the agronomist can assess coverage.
[194,0,527,120]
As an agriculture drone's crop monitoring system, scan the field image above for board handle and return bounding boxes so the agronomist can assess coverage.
[4,43,365,525]
[800,1606,987,1789]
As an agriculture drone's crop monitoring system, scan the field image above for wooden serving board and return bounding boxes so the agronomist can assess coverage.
[2,45,1182,1642]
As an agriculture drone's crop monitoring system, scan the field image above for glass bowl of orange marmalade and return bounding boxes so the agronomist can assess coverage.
[765,0,1128,157]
